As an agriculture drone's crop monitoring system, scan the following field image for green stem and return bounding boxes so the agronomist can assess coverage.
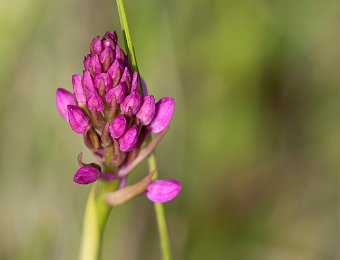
[79,185,99,260]
[79,180,118,260]
[116,0,137,70]
[115,1,172,259]
[116,0,143,95]
[79,147,119,260]
[148,154,172,260]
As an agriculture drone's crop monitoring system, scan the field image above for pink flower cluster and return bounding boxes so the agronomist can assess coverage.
[56,31,180,203]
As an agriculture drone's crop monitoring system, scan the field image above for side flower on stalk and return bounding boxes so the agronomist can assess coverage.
[56,31,181,204]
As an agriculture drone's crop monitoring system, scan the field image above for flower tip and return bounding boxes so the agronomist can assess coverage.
[82,70,95,92]
[120,67,132,87]
[90,36,102,55]
[56,88,76,121]
[94,73,112,92]
[109,114,127,139]
[131,71,138,92]
[73,166,100,184]
[72,74,86,104]
[86,91,104,112]
[105,82,127,104]
[104,31,118,44]
[121,91,142,115]
[146,180,181,203]
[118,124,138,152]
[149,97,175,133]
[67,105,90,134]
[136,95,156,125]
[89,54,102,76]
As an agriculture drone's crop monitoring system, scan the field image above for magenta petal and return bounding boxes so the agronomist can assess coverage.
[56,88,76,121]
[121,91,142,115]
[86,91,104,112]
[82,70,95,92]
[103,31,117,49]
[83,54,91,70]
[72,74,86,104]
[109,114,127,139]
[146,180,181,203]
[105,82,127,104]
[67,105,90,134]
[120,67,131,86]
[136,95,156,125]
[107,59,122,80]
[94,73,112,91]
[118,124,138,152]
[90,36,102,55]
[149,97,175,133]
[99,47,114,65]
[115,45,125,61]
[73,166,100,184]
[104,31,118,45]
[89,54,102,76]
[130,71,138,92]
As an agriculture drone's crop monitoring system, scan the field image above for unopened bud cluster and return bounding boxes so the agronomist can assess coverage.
[56,31,180,203]
[57,31,174,158]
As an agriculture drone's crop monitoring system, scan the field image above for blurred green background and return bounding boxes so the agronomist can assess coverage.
[1,0,340,259]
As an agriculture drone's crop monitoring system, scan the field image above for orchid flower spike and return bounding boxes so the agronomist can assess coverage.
[55,31,178,192]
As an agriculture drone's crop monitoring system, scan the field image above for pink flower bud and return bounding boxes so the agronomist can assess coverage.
[56,88,76,121]
[108,59,122,85]
[120,67,131,88]
[90,36,102,55]
[115,45,125,61]
[118,124,138,152]
[121,91,142,115]
[89,54,101,76]
[94,73,112,92]
[130,71,138,92]
[72,74,86,104]
[105,83,127,104]
[146,180,181,203]
[83,54,91,70]
[109,114,127,139]
[99,47,114,71]
[136,95,156,125]
[73,166,100,184]
[82,70,95,92]
[86,91,104,112]
[149,97,175,133]
[67,105,90,134]
[104,31,118,45]
[103,32,117,50]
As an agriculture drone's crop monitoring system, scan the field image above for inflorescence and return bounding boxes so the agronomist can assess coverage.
[56,31,180,203]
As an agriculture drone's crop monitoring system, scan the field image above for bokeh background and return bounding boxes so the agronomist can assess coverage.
[1,0,340,259]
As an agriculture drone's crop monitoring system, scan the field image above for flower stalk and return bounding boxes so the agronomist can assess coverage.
[79,161,119,260]
[79,182,117,260]
[115,1,173,259]
[148,153,172,260]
